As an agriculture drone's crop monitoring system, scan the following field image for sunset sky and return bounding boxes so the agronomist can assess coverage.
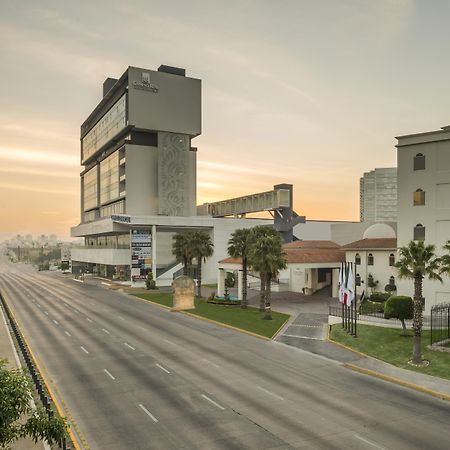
[2,0,450,239]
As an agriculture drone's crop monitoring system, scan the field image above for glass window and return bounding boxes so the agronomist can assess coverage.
[83,166,98,211]
[100,151,120,204]
[355,253,361,265]
[82,94,127,163]
[413,189,425,206]
[413,153,425,171]
[414,224,425,241]
[389,253,395,266]
[368,253,374,265]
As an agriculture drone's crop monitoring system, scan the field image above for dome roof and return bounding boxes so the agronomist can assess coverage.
[363,223,396,239]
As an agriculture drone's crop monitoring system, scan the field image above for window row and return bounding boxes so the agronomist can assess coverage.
[356,274,396,287]
[354,253,396,266]
[85,233,130,249]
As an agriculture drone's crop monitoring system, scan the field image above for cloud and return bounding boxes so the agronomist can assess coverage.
[0,182,77,196]
[0,146,78,166]
[0,166,77,179]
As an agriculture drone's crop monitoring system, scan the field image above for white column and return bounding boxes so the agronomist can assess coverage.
[237,270,243,300]
[152,225,157,282]
[332,268,339,298]
[217,269,225,297]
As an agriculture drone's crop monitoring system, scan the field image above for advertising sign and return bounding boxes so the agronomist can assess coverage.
[131,229,152,281]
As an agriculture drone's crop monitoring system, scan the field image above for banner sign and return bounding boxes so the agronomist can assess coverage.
[131,229,152,281]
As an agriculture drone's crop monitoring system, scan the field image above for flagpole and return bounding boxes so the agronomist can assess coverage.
[354,256,358,338]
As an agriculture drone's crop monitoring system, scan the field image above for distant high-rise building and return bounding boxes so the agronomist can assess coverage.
[360,168,397,222]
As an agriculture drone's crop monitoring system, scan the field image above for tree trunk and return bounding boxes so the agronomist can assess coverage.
[411,275,423,364]
[183,257,188,276]
[400,319,407,337]
[197,259,202,298]
[264,274,273,320]
[241,258,248,309]
[259,274,265,312]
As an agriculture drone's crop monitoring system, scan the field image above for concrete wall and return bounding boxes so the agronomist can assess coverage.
[397,130,450,312]
[125,144,158,215]
[71,248,130,266]
[127,66,201,137]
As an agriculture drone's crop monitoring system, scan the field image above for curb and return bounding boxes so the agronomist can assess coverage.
[0,289,89,450]
[343,363,450,402]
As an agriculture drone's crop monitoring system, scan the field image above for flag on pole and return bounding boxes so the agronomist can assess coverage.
[338,262,345,303]
[346,263,355,306]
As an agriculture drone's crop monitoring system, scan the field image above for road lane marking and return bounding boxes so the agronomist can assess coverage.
[102,328,110,334]
[353,435,388,450]
[202,358,220,368]
[80,346,89,354]
[256,385,284,401]
[282,334,323,341]
[124,342,135,350]
[163,339,177,346]
[201,394,225,410]
[156,363,170,374]
[64,303,69,307]
[101,282,111,286]
[118,316,125,321]
[65,331,71,337]
[86,317,93,323]
[53,320,59,326]
[104,369,116,380]
[44,311,49,315]
[73,278,84,283]
[37,304,41,308]
[138,404,158,423]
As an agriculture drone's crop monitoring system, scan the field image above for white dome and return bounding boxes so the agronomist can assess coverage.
[363,223,396,239]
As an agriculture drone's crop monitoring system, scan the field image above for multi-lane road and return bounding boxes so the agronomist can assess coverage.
[1,258,450,449]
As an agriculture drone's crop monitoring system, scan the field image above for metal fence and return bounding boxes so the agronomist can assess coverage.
[431,303,450,346]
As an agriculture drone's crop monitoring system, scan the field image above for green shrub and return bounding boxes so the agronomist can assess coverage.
[369,292,391,303]
[359,300,384,315]
[384,295,413,336]
[225,272,236,288]
[145,271,157,290]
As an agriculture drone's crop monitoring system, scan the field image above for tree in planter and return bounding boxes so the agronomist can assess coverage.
[0,359,67,449]
[367,274,379,293]
[384,296,413,336]
[188,231,214,298]
[249,233,286,320]
[172,233,193,276]
[249,225,281,312]
[145,271,156,290]
[227,228,252,309]
[395,240,443,365]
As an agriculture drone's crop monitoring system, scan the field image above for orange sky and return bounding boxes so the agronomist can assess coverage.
[2,1,450,240]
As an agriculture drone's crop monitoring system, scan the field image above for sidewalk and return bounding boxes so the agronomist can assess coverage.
[0,304,46,450]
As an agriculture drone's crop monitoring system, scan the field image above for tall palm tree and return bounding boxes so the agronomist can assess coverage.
[439,240,450,277]
[249,233,287,320]
[249,225,281,312]
[227,228,252,309]
[395,240,442,365]
[189,231,214,298]
[172,233,192,276]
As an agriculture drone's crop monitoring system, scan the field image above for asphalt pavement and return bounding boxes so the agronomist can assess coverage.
[1,258,450,449]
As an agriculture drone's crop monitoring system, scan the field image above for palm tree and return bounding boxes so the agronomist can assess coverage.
[395,240,442,365]
[249,233,286,320]
[227,228,252,309]
[172,233,192,276]
[188,231,214,298]
[249,225,281,312]
[439,240,450,277]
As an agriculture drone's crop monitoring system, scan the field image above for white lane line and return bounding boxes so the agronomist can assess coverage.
[282,334,323,341]
[138,404,158,423]
[138,326,146,331]
[202,358,220,368]
[104,369,116,380]
[102,328,110,334]
[80,346,89,354]
[201,394,225,410]
[101,281,111,286]
[118,316,125,321]
[73,278,84,283]
[44,311,49,315]
[124,342,135,351]
[353,435,388,450]
[37,304,41,308]
[156,363,170,374]
[65,331,71,337]
[163,339,177,346]
[86,317,93,323]
[256,385,284,401]
[53,320,59,326]
[73,310,79,314]
[63,302,69,307]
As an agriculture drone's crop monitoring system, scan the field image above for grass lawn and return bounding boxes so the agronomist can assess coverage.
[132,292,289,339]
[330,324,450,380]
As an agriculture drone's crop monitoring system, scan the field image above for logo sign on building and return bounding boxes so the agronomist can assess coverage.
[132,72,159,93]
[131,229,152,281]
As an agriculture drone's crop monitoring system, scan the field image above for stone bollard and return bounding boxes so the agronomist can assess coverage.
[171,276,195,311]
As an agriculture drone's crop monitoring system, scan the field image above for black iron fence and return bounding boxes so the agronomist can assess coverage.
[431,303,450,346]
[0,293,73,450]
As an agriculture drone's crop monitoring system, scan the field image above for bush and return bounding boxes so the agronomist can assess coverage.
[360,300,384,315]
[384,295,413,336]
[145,271,157,290]
[369,292,391,303]
[225,272,236,288]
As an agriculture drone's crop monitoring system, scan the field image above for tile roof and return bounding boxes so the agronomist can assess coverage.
[342,238,397,250]
[283,240,341,249]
